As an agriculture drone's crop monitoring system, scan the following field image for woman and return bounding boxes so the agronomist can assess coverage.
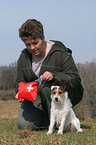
[15,19,84,130]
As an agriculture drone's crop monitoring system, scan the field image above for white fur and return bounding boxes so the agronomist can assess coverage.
[46,86,82,134]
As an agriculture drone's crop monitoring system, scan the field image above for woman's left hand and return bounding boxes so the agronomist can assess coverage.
[15,93,24,103]
[40,71,53,81]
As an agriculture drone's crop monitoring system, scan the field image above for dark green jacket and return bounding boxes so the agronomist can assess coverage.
[15,40,84,107]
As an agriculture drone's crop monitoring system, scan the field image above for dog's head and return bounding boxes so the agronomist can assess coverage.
[51,86,66,104]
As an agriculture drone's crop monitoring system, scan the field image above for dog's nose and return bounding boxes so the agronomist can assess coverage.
[55,97,58,102]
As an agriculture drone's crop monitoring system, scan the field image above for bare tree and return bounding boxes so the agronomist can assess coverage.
[77,62,96,118]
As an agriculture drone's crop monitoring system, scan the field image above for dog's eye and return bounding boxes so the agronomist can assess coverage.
[59,92,63,94]
[52,92,56,95]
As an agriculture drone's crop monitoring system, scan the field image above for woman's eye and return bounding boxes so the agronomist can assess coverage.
[33,42,38,45]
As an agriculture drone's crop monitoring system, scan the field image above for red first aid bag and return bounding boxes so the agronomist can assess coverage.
[18,81,39,102]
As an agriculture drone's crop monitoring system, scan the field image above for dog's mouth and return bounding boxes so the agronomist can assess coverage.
[54,97,62,103]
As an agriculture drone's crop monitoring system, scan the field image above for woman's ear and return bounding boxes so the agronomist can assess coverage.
[43,35,45,41]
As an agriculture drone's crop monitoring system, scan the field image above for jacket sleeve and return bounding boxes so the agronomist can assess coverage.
[15,55,25,93]
[53,50,81,91]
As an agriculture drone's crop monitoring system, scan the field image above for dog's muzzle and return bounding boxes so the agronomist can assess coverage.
[55,97,58,102]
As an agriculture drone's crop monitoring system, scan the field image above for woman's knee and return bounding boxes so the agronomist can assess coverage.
[17,116,37,130]
[17,101,43,130]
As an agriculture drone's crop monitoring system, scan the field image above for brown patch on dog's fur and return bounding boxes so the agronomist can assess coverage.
[51,86,66,98]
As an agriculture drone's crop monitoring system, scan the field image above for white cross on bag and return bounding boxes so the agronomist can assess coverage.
[27,84,33,92]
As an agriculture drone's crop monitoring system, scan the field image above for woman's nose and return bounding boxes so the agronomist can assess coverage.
[30,44,35,50]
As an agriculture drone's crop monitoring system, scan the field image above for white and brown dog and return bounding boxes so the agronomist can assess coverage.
[46,86,82,134]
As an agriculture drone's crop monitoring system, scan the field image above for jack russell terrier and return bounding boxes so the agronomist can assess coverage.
[46,86,82,134]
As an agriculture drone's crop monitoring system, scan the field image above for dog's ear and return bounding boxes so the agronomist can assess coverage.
[51,86,55,90]
[60,86,66,91]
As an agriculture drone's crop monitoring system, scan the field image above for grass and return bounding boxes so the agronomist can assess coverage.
[0,100,96,145]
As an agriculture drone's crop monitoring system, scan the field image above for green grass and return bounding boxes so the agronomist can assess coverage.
[0,118,96,145]
[0,100,96,145]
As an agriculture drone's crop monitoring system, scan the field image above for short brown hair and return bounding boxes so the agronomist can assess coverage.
[19,19,44,41]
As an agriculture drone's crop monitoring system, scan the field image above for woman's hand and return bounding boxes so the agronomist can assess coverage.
[40,71,53,81]
[15,93,24,103]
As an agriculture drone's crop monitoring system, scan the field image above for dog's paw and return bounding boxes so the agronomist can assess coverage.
[46,130,53,134]
[77,128,83,132]
[58,130,63,135]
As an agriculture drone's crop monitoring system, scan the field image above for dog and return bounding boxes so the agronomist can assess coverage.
[46,86,82,134]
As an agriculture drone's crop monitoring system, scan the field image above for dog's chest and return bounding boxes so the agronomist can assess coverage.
[52,104,64,124]
[55,109,63,123]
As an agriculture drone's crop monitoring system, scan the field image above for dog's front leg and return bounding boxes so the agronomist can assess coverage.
[46,116,55,134]
[58,117,66,135]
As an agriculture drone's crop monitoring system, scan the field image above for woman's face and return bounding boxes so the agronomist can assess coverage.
[24,37,45,56]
